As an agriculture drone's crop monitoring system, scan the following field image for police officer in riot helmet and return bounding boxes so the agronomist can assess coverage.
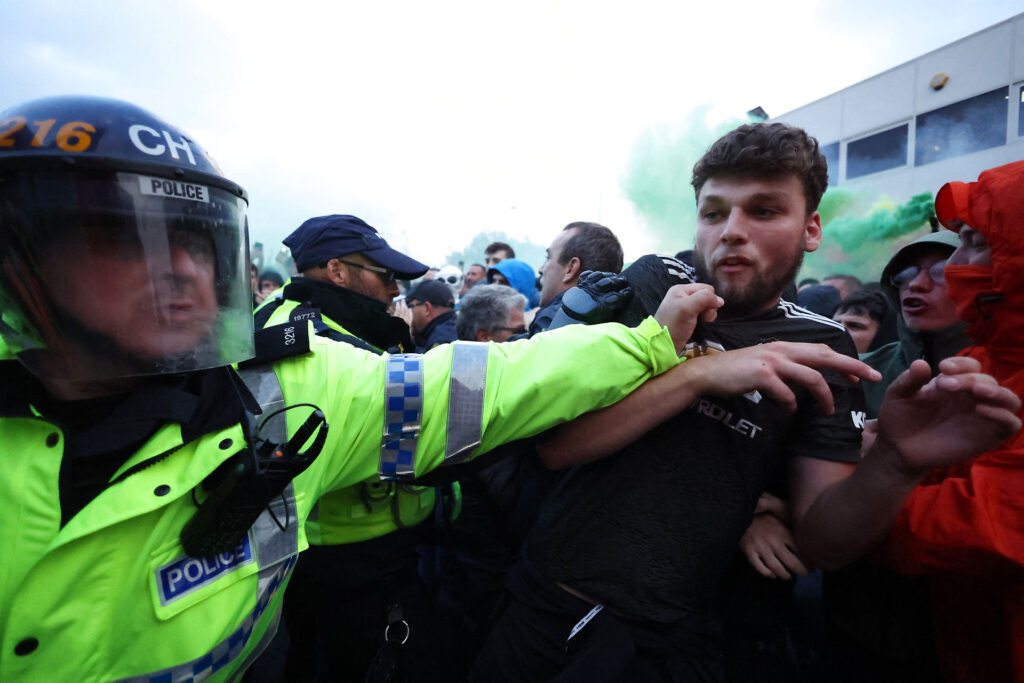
[0,95,268,679]
[0,95,252,396]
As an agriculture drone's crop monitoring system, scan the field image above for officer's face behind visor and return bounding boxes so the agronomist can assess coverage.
[0,170,254,382]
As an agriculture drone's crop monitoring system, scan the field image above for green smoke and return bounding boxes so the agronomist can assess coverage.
[828,192,935,252]
[803,191,936,281]
[800,191,935,281]
[620,106,745,254]
[817,187,858,227]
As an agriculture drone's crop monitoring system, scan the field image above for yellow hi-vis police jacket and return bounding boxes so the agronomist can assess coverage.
[0,317,679,681]
[257,292,435,544]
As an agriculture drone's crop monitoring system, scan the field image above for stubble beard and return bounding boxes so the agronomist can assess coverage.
[693,243,805,317]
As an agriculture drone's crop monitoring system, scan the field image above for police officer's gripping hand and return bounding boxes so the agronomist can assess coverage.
[654,283,723,355]
[548,270,634,329]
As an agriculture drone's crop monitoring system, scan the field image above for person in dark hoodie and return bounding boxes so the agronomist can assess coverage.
[797,283,841,317]
[488,258,539,310]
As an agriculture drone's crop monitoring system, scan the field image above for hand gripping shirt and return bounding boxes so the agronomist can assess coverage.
[0,317,678,682]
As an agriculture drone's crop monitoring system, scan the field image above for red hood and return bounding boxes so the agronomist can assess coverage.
[935,160,1024,377]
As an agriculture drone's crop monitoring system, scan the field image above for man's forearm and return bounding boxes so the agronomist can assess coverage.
[537,358,705,469]
[795,438,923,570]
[539,340,883,470]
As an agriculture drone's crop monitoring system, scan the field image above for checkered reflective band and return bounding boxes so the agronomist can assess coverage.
[379,353,424,481]
[125,554,297,683]
[444,342,489,465]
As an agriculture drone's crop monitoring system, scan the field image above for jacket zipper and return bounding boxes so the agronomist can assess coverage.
[109,443,186,486]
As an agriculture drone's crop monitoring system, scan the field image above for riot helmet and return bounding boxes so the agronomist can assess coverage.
[0,95,253,382]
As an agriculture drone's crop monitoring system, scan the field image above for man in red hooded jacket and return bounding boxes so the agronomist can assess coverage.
[879,160,1024,683]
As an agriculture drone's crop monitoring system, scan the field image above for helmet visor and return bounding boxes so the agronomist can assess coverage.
[0,169,254,381]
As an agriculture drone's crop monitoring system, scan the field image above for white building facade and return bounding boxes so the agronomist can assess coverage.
[773,13,1024,201]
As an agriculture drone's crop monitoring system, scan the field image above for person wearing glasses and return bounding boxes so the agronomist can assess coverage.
[859,230,969,418]
[254,214,457,680]
[256,214,422,354]
[456,284,528,343]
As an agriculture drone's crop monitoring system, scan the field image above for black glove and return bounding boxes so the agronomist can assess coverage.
[547,270,634,329]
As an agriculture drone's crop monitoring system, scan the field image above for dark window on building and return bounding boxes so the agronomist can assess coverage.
[1018,86,1024,137]
[915,87,1008,166]
[821,142,840,186]
[847,124,908,179]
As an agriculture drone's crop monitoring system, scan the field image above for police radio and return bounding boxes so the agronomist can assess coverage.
[181,407,328,558]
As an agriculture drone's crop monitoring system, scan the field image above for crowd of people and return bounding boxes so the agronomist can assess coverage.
[1,94,1022,683]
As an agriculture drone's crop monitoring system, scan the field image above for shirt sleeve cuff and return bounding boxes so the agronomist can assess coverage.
[636,315,684,375]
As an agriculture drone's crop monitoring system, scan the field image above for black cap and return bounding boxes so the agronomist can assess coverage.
[880,231,960,292]
[406,279,454,307]
[283,214,428,279]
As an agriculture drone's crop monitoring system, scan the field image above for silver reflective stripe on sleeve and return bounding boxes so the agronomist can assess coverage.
[235,365,287,446]
[379,354,424,481]
[444,341,489,465]
[117,368,301,682]
[250,483,299,568]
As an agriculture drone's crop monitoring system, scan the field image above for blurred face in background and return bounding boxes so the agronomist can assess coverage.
[485,249,511,268]
[833,307,879,353]
[463,264,486,290]
[489,306,526,343]
[258,278,281,297]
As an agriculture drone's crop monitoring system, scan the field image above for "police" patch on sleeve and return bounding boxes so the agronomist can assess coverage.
[139,175,210,203]
[156,535,255,605]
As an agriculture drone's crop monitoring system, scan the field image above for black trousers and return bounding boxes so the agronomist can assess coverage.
[280,536,465,683]
[470,559,725,683]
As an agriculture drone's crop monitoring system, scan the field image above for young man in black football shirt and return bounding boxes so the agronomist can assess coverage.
[470,123,1020,682]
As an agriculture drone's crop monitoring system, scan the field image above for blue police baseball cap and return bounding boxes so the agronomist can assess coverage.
[284,214,429,279]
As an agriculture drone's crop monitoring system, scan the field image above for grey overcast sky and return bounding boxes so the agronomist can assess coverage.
[2,0,1020,266]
